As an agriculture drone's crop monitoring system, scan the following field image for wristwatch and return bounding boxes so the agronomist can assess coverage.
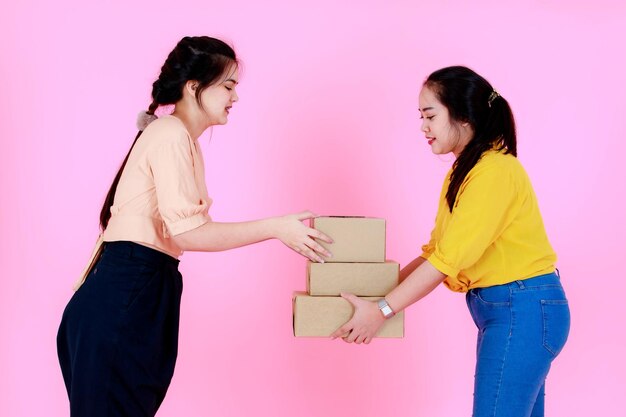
[377,298,395,319]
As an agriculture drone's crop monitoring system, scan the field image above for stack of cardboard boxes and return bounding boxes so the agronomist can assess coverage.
[293,216,404,338]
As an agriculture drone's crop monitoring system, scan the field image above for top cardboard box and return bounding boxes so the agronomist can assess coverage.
[312,216,386,263]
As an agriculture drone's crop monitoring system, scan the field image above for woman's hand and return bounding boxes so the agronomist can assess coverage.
[328,260,445,345]
[273,211,333,263]
[330,293,385,344]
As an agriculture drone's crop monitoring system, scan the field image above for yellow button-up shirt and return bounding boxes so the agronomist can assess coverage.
[421,149,556,292]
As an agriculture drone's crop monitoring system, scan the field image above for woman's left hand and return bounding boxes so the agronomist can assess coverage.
[330,293,385,344]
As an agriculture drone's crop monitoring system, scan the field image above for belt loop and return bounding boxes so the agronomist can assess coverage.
[555,268,561,279]
[516,280,525,289]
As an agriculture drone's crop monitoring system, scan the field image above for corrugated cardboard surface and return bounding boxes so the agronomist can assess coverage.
[293,293,404,338]
[307,261,399,296]
[312,216,385,263]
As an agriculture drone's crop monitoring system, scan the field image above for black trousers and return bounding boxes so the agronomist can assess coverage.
[57,241,183,417]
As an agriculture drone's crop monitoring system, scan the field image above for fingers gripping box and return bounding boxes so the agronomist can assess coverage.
[292,293,404,338]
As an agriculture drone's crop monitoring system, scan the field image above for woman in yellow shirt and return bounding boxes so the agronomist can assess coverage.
[333,66,570,417]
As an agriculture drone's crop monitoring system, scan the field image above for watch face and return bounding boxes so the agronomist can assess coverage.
[378,299,394,318]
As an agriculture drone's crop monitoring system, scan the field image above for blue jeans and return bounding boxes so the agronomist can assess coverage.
[466,272,570,417]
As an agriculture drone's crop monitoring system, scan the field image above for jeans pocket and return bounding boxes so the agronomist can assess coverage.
[541,299,570,357]
[474,285,511,306]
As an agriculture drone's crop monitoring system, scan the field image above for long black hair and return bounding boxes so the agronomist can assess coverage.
[99,36,238,231]
[424,66,517,212]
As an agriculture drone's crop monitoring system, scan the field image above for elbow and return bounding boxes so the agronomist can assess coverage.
[171,221,221,252]
[172,234,195,251]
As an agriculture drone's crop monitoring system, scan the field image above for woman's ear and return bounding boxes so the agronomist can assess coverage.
[184,80,198,96]
[460,120,474,138]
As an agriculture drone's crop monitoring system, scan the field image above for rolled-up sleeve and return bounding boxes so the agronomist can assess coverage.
[148,133,210,236]
[429,162,519,278]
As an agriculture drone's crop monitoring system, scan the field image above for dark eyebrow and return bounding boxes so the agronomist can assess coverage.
[419,106,434,112]
[224,78,238,84]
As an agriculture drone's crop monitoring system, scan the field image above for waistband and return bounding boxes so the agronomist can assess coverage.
[468,271,562,294]
[505,271,561,290]
[103,241,179,267]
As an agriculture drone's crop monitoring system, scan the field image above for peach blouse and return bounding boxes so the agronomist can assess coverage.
[103,115,212,258]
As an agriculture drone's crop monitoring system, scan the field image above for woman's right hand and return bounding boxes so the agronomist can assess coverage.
[273,211,333,263]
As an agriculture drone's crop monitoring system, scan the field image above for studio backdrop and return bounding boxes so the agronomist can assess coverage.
[1,0,624,416]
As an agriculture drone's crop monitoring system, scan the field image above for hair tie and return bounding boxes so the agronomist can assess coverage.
[488,90,501,108]
[136,111,158,131]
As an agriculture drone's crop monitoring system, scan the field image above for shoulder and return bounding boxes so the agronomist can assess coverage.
[140,115,191,147]
[461,149,528,192]
[471,149,525,178]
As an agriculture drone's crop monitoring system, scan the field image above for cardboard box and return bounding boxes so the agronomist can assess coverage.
[293,293,404,338]
[307,261,399,296]
[312,216,385,263]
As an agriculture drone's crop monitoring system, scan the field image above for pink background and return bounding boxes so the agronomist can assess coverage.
[2,0,624,416]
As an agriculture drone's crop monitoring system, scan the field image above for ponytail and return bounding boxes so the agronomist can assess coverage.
[424,66,517,212]
[99,101,158,230]
[446,96,517,211]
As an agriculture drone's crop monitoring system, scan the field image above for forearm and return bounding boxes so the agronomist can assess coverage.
[399,255,428,282]
[173,218,279,252]
[386,260,446,313]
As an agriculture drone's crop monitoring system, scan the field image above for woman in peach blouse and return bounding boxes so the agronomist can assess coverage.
[56,36,331,417]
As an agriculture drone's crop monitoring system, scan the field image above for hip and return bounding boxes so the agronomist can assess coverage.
[466,271,571,358]
[70,241,182,313]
